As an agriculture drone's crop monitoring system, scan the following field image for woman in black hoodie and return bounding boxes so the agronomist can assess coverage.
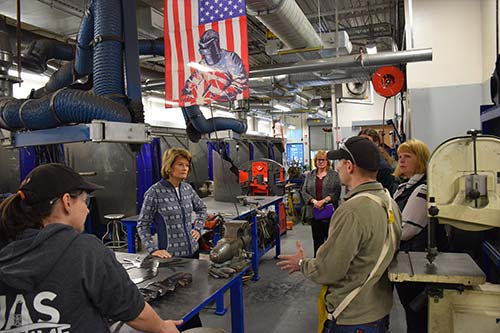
[0,163,181,333]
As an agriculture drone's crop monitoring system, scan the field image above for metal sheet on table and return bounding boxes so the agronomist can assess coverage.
[115,253,158,283]
[388,251,486,285]
[114,254,247,333]
[127,257,244,319]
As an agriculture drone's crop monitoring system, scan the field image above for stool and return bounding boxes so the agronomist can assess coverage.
[102,213,127,249]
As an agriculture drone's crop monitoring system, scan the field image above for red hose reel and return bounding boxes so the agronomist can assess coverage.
[372,66,405,97]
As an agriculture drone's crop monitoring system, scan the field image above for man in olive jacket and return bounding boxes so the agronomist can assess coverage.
[278,136,402,333]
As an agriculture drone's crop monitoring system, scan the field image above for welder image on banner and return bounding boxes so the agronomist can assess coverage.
[181,29,248,105]
[164,0,250,106]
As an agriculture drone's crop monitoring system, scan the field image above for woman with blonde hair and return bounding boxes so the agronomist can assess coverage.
[138,148,206,330]
[301,150,341,256]
[393,139,447,333]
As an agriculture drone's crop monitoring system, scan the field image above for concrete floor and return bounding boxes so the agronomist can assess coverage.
[199,222,407,333]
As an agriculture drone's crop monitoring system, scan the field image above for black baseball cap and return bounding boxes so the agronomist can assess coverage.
[327,136,380,171]
[19,163,103,205]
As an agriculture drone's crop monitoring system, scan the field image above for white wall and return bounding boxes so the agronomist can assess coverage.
[405,0,495,150]
[10,70,49,99]
[481,0,496,83]
[337,90,397,128]
[481,0,497,104]
[406,0,483,89]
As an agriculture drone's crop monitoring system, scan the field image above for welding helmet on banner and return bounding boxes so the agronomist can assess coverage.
[199,29,222,66]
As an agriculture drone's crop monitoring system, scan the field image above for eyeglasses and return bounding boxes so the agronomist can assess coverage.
[49,192,92,207]
[77,193,92,207]
[339,142,357,164]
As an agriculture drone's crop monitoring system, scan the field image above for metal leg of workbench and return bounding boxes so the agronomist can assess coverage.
[251,215,260,281]
[230,276,244,333]
[274,202,281,258]
[215,293,227,315]
[123,222,137,253]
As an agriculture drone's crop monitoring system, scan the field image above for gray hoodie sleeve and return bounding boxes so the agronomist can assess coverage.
[80,236,145,322]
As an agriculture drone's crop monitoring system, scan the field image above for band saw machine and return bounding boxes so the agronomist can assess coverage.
[388,130,500,333]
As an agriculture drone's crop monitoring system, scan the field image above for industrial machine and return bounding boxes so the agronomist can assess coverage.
[208,208,280,278]
[389,131,500,333]
[239,159,285,196]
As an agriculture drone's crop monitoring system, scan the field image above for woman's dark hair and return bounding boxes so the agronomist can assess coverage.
[358,128,381,144]
[0,192,53,241]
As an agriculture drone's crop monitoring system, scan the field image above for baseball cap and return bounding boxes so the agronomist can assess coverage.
[18,163,103,205]
[327,136,380,171]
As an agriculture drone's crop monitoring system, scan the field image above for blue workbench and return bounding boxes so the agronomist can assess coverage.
[115,255,248,333]
[122,195,283,281]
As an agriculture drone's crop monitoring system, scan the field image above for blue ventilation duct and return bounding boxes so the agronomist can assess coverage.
[138,39,164,56]
[74,0,94,77]
[93,0,125,103]
[0,0,130,131]
[21,39,75,74]
[26,0,94,99]
[182,105,247,142]
[0,90,130,130]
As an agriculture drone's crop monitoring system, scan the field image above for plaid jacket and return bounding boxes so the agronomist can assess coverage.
[137,179,207,256]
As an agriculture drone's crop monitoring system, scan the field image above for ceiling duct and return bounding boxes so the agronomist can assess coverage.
[136,4,164,38]
[250,48,433,77]
[247,0,323,50]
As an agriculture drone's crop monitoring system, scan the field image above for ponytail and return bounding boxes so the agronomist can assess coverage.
[0,192,51,241]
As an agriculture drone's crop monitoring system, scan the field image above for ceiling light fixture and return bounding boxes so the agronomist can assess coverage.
[366,43,377,54]
[273,104,291,112]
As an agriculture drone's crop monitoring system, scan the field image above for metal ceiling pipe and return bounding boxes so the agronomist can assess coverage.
[0,18,18,98]
[247,0,322,49]
[250,48,433,77]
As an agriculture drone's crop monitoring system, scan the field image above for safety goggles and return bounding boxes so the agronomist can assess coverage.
[339,142,357,165]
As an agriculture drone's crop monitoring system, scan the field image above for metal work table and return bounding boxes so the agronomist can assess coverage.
[115,254,248,333]
[122,195,282,281]
[388,251,486,285]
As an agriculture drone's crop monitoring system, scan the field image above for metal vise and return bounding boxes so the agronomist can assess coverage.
[209,220,251,264]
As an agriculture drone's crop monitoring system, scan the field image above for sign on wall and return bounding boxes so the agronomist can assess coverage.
[286,143,304,166]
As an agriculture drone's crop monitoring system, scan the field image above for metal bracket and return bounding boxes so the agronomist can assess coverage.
[89,120,149,143]
[427,286,444,303]
[0,121,150,148]
[0,129,13,147]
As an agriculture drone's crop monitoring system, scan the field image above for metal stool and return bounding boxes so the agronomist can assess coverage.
[102,213,127,249]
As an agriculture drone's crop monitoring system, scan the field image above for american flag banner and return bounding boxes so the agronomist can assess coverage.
[164,0,250,107]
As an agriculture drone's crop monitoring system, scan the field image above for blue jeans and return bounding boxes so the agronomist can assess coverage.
[322,315,388,333]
